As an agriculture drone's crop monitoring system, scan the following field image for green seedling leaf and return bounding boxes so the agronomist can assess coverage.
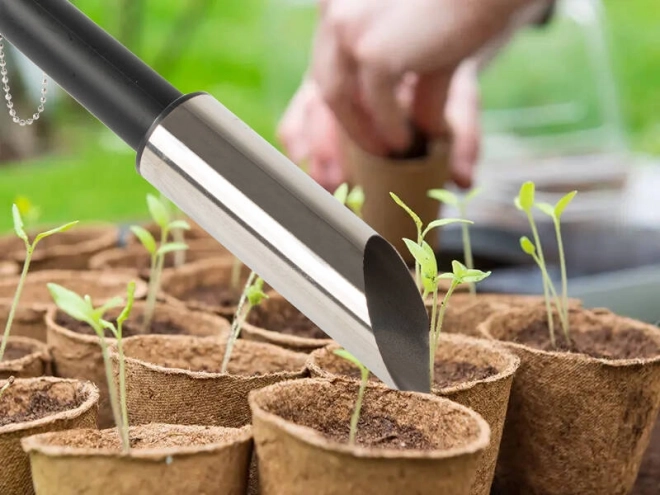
[156,242,189,257]
[536,202,555,218]
[333,349,364,369]
[461,269,491,284]
[48,283,94,325]
[12,204,27,243]
[390,193,422,231]
[246,277,268,306]
[34,221,79,244]
[130,226,157,255]
[427,189,458,206]
[118,282,137,325]
[403,239,437,295]
[422,218,473,239]
[516,181,535,212]
[99,319,118,338]
[464,187,483,203]
[147,193,170,229]
[92,297,124,322]
[451,260,468,277]
[333,183,349,205]
[437,272,456,280]
[168,220,191,231]
[346,186,365,215]
[554,190,577,219]
[520,236,536,255]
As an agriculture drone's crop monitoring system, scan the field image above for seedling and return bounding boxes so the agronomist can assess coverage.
[48,281,136,454]
[333,349,369,446]
[428,187,482,298]
[0,205,77,362]
[14,196,41,228]
[0,376,14,399]
[220,271,268,373]
[515,182,575,346]
[130,194,189,333]
[334,183,365,217]
[390,192,472,291]
[403,237,490,388]
[160,194,188,268]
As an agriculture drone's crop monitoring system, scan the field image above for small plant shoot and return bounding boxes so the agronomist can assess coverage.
[515,182,577,347]
[428,187,482,298]
[390,192,472,291]
[0,375,14,399]
[160,194,188,268]
[14,196,41,228]
[0,205,78,363]
[220,271,268,373]
[333,348,370,446]
[334,183,365,217]
[48,281,136,454]
[131,193,189,333]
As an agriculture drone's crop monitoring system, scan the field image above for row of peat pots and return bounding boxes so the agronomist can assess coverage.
[0,217,659,495]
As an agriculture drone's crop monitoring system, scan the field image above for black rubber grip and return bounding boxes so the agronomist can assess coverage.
[0,0,183,150]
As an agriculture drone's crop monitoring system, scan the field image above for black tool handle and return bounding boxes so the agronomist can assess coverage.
[0,0,183,150]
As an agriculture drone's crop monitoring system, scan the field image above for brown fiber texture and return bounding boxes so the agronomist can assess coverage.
[249,377,490,495]
[0,270,148,342]
[479,305,660,495]
[342,135,450,264]
[242,291,333,353]
[0,261,18,276]
[88,239,233,279]
[0,224,119,271]
[0,336,51,379]
[112,335,308,429]
[21,423,253,495]
[46,302,228,429]
[307,334,519,495]
[0,377,99,495]
[160,257,253,317]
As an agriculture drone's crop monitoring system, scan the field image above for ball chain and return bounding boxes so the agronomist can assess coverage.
[0,34,48,127]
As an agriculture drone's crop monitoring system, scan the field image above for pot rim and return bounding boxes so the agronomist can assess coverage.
[0,377,99,435]
[249,377,491,460]
[21,423,253,461]
[0,335,50,372]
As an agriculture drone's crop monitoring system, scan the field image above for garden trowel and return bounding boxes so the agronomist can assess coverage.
[0,0,430,392]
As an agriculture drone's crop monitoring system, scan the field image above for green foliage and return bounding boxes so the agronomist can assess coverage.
[334,183,365,217]
[48,281,136,453]
[333,349,370,446]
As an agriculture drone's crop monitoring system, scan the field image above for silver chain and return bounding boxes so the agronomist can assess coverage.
[0,34,48,127]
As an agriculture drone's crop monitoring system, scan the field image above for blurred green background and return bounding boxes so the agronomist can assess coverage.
[0,0,656,231]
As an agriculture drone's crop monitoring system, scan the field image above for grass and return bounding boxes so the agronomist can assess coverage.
[0,0,656,232]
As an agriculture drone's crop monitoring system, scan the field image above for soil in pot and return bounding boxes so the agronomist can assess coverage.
[0,377,99,495]
[248,377,490,495]
[0,224,119,271]
[479,305,660,495]
[0,336,50,379]
[242,291,332,353]
[46,302,229,429]
[21,423,253,495]
[88,239,233,279]
[0,270,148,342]
[307,334,519,495]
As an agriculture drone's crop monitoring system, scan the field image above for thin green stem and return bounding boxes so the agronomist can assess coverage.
[0,376,14,399]
[0,246,32,362]
[97,331,127,452]
[414,230,422,292]
[433,283,457,353]
[554,219,570,337]
[349,367,369,446]
[429,285,439,390]
[221,271,258,373]
[531,253,556,347]
[116,323,130,453]
[142,228,168,334]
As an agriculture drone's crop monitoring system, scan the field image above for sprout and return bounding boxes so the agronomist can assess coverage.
[131,194,189,333]
[0,376,14,399]
[0,206,78,363]
[14,196,41,228]
[428,187,482,299]
[160,194,188,268]
[333,349,370,446]
[48,281,136,454]
[220,271,268,373]
[390,192,471,291]
[334,183,365,217]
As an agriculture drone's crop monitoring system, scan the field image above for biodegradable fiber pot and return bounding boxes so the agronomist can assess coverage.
[242,291,333,353]
[342,135,450,264]
[0,224,119,271]
[112,335,308,428]
[249,377,490,495]
[0,270,148,342]
[21,423,253,495]
[88,238,233,279]
[0,377,99,495]
[307,335,519,495]
[0,260,18,277]
[159,257,253,318]
[479,305,660,495]
[46,301,229,429]
[0,336,50,379]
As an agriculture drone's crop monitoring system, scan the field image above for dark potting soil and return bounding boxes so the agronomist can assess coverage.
[0,387,83,427]
[514,321,660,360]
[55,312,189,338]
[1,343,32,361]
[249,306,329,340]
[433,360,498,389]
[180,284,241,309]
[318,414,434,451]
